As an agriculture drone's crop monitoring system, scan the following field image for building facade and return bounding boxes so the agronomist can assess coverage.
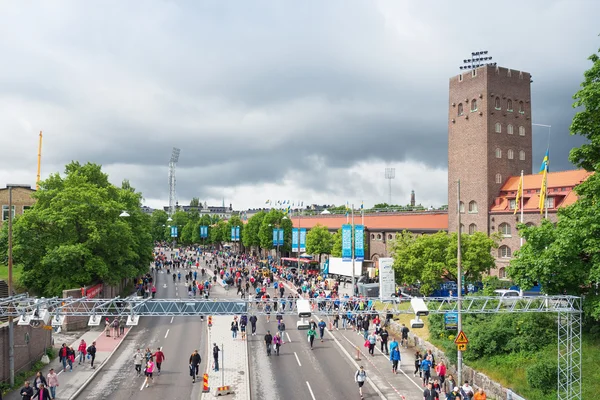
[0,185,36,229]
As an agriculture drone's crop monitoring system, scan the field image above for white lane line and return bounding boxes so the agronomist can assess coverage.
[165,329,170,339]
[306,381,316,400]
[286,332,292,343]
[294,352,302,367]
[139,379,146,391]
[170,316,174,324]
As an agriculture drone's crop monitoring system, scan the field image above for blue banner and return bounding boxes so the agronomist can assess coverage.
[199,225,208,238]
[235,226,240,241]
[278,228,284,246]
[272,228,278,247]
[342,224,352,261]
[170,226,178,238]
[444,312,458,330]
[292,228,299,253]
[300,228,307,253]
[231,227,235,241]
[354,225,364,261]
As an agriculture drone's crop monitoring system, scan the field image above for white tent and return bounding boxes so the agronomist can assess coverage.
[320,209,331,214]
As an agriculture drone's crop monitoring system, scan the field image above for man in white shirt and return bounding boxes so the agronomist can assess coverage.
[461,380,474,399]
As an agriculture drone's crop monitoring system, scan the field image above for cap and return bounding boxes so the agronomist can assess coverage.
[454,387,459,392]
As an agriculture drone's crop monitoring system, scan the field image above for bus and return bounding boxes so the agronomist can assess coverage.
[280,257,320,276]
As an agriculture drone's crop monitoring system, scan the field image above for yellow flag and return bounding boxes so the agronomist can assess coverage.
[514,174,523,215]
[538,167,548,213]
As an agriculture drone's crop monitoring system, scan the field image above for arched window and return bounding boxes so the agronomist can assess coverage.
[468,223,477,234]
[460,223,465,234]
[495,148,502,158]
[519,101,524,113]
[377,233,382,240]
[459,201,465,214]
[495,97,501,109]
[499,245,512,258]
[388,234,393,240]
[471,99,477,112]
[508,149,514,160]
[499,267,507,279]
[519,150,526,160]
[499,222,511,236]
[525,222,535,227]
[496,173,502,184]
[458,103,464,116]
[519,126,525,136]
[468,201,478,213]
[507,99,513,111]
[371,233,375,239]
[495,122,502,133]
[507,124,514,135]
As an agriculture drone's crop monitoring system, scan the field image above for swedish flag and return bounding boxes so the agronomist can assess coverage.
[539,149,549,174]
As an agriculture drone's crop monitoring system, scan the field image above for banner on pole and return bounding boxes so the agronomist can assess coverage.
[273,228,278,247]
[278,228,284,246]
[235,226,240,241]
[354,225,364,261]
[200,225,208,238]
[170,226,178,238]
[231,227,235,241]
[299,228,307,253]
[292,228,299,253]
[342,224,352,261]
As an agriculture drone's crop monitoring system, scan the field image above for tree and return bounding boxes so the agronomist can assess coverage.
[149,210,169,242]
[305,224,333,262]
[209,220,227,247]
[190,197,200,207]
[226,214,244,245]
[243,211,265,250]
[391,231,498,295]
[258,209,292,253]
[508,46,600,319]
[331,228,342,257]
[1,162,153,296]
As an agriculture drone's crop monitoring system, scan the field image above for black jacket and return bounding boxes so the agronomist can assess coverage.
[19,385,34,400]
[189,352,201,365]
[264,334,273,344]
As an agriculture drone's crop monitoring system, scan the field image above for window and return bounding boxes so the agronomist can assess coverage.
[459,223,465,234]
[458,103,463,116]
[499,245,512,258]
[507,99,513,111]
[468,201,478,213]
[519,150,526,161]
[388,234,393,240]
[471,99,477,112]
[459,201,465,213]
[499,267,507,279]
[2,205,15,221]
[509,199,516,209]
[508,149,514,160]
[545,197,555,208]
[519,101,524,114]
[495,97,501,109]
[495,148,502,158]
[459,74,463,82]
[371,233,375,239]
[495,122,502,133]
[472,69,477,77]
[23,205,32,213]
[377,233,382,240]
[496,173,502,184]
[499,222,511,236]
[507,124,514,135]
[526,222,535,227]
[468,223,477,234]
[519,126,525,136]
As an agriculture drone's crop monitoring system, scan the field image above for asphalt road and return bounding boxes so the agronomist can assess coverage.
[76,258,209,400]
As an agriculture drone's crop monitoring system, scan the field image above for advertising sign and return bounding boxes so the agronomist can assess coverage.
[378,257,396,299]
[235,226,240,241]
[278,228,284,246]
[199,225,208,238]
[170,226,178,238]
[299,228,307,253]
[354,225,364,261]
[231,227,235,241]
[342,224,352,261]
[444,312,458,330]
[273,228,278,247]
[292,228,299,253]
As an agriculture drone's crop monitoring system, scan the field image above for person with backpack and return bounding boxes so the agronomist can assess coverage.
[240,315,248,341]
[87,341,97,368]
[354,366,367,399]
[390,345,401,374]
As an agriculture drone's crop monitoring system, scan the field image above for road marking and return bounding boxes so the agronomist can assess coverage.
[306,381,316,400]
[294,352,302,366]
[286,332,291,343]
[139,380,146,391]
[170,316,174,324]
[165,329,170,339]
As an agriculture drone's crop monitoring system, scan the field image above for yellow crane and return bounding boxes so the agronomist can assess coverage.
[36,131,42,190]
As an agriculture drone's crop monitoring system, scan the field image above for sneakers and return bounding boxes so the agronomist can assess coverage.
[146,384,149,388]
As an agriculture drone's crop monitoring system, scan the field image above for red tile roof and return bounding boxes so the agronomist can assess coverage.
[291,212,448,231]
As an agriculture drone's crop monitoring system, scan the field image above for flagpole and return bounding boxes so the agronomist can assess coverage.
[520,170,524,247]
[361,200,364,226]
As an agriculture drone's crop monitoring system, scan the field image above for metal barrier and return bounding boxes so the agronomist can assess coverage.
[507,389,527,400]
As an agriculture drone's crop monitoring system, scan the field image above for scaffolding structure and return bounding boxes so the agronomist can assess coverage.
[168,147,181,217]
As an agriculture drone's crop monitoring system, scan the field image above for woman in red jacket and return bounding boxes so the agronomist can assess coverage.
[78,339,87,365]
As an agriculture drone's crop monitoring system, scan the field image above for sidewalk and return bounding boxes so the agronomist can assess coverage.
[4,326,131,400]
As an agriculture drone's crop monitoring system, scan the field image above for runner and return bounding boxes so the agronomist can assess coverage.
[133,348,144,376]
[355,366,367,399]
[144,357,155,388]
[153,347,165,375]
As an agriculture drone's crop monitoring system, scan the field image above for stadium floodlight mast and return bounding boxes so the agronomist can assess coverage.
[168,147,181,217]
[459,50,497,70]
[384,167,395,205]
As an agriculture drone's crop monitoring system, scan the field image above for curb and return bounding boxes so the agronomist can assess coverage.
[68,326,134,400]
[245,322,251,400]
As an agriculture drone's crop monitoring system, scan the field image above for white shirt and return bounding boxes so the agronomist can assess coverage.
[462,384,474,394]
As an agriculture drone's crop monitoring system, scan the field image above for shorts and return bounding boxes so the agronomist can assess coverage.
[145,371,153,378]
[357,381,365,387]
[241,326,246,332]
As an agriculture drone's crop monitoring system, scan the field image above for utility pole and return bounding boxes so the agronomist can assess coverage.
[7,185,16,385]
[456,180,463,386]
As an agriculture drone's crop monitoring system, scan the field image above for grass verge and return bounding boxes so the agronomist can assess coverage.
[0,264,22,282]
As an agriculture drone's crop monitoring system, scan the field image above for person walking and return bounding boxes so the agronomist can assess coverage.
[307,326,317,349]
[33,371,47,397]
[473,387,487,400]
[379,327,390,355]
[66,347,75,371]
[87,341,97,369]
[19,381,34,400]
[133,349,144,376]
[273,332,282,356]
[46,368,59,399]
[58,344,68,372]
[153,347,165,376]
[264,330,273,356]
[390,345,401,374]
[189,350,202,382]
[278,319,286,343]
[318,319,326,342]
[34,384,51,400]
[435,360,447,387]
[367,331,377,356]
[355,366,367,399]
[249,314,258,336]
[231,317,239,339]
[144,358,155,388]
[77,339,87,365]
[423,381,439,400]
[213,343,220,372]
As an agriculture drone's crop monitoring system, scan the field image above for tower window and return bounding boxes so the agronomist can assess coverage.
[508,149,514,160]
[519,101,524,114]
[496,173,502,184]
[519,126,525,136]
[507,99,513,111]
[495,148,502,158]
[495,97,501,109]
[519,150,526,160]
[468,223,477,234]
[507,124,514,135]
[458,103,463,116]
[468,201,478,213]
[472,69,477,77]
[499,223,512,237]
[471,99,477,112]
[499,245,512,258]
[495,123,502,133]
[459,201,465,214]
[459,74,463,82]
[499,267,507,278]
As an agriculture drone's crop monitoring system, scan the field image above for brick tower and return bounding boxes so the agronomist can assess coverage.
[448,64,533,235]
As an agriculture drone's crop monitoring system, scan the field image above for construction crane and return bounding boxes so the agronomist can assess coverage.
[36,131,42,190]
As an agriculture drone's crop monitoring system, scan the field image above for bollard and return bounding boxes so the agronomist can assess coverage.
[202,373,210,393]
[355,345,361,361]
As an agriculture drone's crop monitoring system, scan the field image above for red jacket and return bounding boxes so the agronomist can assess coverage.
[78,342,87,354]
[153,351,165,363]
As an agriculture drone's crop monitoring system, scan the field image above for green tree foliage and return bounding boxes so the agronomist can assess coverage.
[243,211,265,249]
[508,47,600,319]
[190,197,200,207]
[305,224,333,262]
[209,220,227,246]
[226,214,244,243]
[149,210,169,242]
[391,231,498,295]
[3,162,153,296]
[331,228,342,257]
[258,210,292,252]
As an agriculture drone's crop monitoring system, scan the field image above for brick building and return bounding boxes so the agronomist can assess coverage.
[0,185,36,229]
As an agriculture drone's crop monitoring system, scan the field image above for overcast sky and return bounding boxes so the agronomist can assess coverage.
[1,1,598,210]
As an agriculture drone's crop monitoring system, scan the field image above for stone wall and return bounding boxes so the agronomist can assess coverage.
[0,321,52,383]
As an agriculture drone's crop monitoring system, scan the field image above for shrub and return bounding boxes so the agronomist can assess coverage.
[526,360,558,394]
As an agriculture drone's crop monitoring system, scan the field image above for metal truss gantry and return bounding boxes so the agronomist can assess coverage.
[2,294,582,399]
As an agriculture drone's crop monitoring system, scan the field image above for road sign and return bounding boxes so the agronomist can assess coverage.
[454,330,469,345]
[457,343,467,351]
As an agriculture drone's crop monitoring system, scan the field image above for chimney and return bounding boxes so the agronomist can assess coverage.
[410,190,415,207]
